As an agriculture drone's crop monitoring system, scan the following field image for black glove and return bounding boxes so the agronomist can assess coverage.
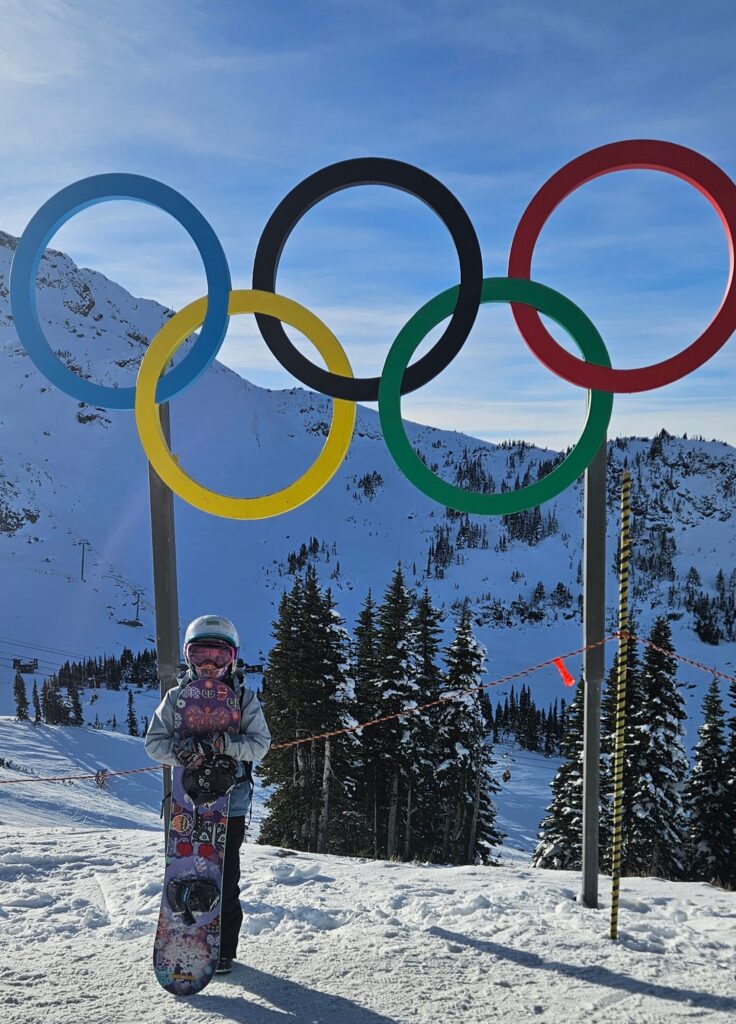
[182,753,239,807]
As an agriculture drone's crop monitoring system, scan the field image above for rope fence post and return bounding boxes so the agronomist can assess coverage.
[581,435,607,908]
[610,469,631,940]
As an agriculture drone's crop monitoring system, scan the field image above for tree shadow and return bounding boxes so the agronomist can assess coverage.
[428,926,736,1013]
[187,962,401,1024]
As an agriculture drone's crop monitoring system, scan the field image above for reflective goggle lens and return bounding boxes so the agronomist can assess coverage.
[186,643,235,668]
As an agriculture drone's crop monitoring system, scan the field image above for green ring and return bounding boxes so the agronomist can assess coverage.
[378,277,613,515]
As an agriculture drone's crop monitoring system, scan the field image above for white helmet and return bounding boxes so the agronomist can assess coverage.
[184,614,240,653]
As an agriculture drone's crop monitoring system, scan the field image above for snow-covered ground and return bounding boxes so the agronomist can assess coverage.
[2,825,734,1024]
[1,716,734,1024]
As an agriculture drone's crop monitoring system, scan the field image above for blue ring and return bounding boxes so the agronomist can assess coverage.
[9,174,231,409]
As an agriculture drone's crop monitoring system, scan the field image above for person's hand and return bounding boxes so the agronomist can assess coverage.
[210,732,227,755]
[173,736,208,767]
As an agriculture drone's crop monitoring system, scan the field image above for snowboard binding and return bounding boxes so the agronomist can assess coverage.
[182,753,239,807]
[166,878,220,925]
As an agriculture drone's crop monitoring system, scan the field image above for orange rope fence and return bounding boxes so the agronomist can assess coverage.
[618,630,736,686]
[0,635,614,786]
[0,765,164,785]
[0,628,732,787]
[272,635,615,752]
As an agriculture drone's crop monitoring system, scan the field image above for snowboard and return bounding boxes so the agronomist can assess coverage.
[153,678,241,996]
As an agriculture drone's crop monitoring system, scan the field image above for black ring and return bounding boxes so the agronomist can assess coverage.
[252,157,483,401]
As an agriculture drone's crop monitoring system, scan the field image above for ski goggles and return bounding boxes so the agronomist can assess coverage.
[185,642,236,669]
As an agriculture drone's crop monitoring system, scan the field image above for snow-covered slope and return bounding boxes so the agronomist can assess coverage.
[0,715,163,831]
[0,714,734,1024]
[0,231,734,750]
[0,702,554,860]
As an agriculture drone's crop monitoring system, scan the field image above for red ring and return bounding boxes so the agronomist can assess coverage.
[508,140,736,393]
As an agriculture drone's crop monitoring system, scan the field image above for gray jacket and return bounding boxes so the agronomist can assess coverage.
[144,673,271,817]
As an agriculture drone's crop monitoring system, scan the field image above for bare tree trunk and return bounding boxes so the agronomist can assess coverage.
[373,770,379,860]
[441,793,453,862]
[467,756,482,864]
[386,771,399,859]
[291,750,299,847]
[450,798,463,865]
[309,738,319,851]
[317,738,332,854]
[650,835,661,878]
[295,740,308,848]
[403,782,413,861]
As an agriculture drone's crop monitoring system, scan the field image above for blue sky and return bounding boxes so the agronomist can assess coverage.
[2,0,736,449]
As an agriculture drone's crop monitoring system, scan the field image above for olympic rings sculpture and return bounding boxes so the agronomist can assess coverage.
[9,140,736,520]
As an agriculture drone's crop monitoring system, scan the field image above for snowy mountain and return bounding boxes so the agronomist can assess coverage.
[1,231,735,749]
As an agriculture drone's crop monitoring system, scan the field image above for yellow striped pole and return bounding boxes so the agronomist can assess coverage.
[610,469,631,940]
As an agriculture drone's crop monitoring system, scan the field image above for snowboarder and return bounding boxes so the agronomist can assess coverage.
[145,614,271,975]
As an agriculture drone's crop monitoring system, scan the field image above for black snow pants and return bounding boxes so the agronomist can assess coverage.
[220,815,247,959]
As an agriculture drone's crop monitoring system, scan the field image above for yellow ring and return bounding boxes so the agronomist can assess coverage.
[135,289,356,519]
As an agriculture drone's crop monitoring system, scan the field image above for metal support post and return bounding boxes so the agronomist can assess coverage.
[148,402,180,846]
[581,436,607,908]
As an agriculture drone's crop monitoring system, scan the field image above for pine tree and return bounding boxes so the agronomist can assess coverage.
[722,673,736,886]
[41,679,71,725]
[492,702,501,744]
[543,699,558,756]
[32,681,41,726]
[501,696,510,736]
[119,648,135,686]
[316,584,362,855]
[13,671,30,721]
[353,590,382,856]
[259,568,359,854]
[299,566,337,852]
[59,686,72,725]
[126,690,139,736]
[434,600,503,865]
[373,564,418,860]
[627,617,689,878]
[684,677,729,882]
[508,686,518,736]
[514,685,527,746]
[405,588,444,861]
[517,684,541,751]
[258,579,305,849]
[68,681,84,727]
[558,697,567,743]
[533,678,585,869]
